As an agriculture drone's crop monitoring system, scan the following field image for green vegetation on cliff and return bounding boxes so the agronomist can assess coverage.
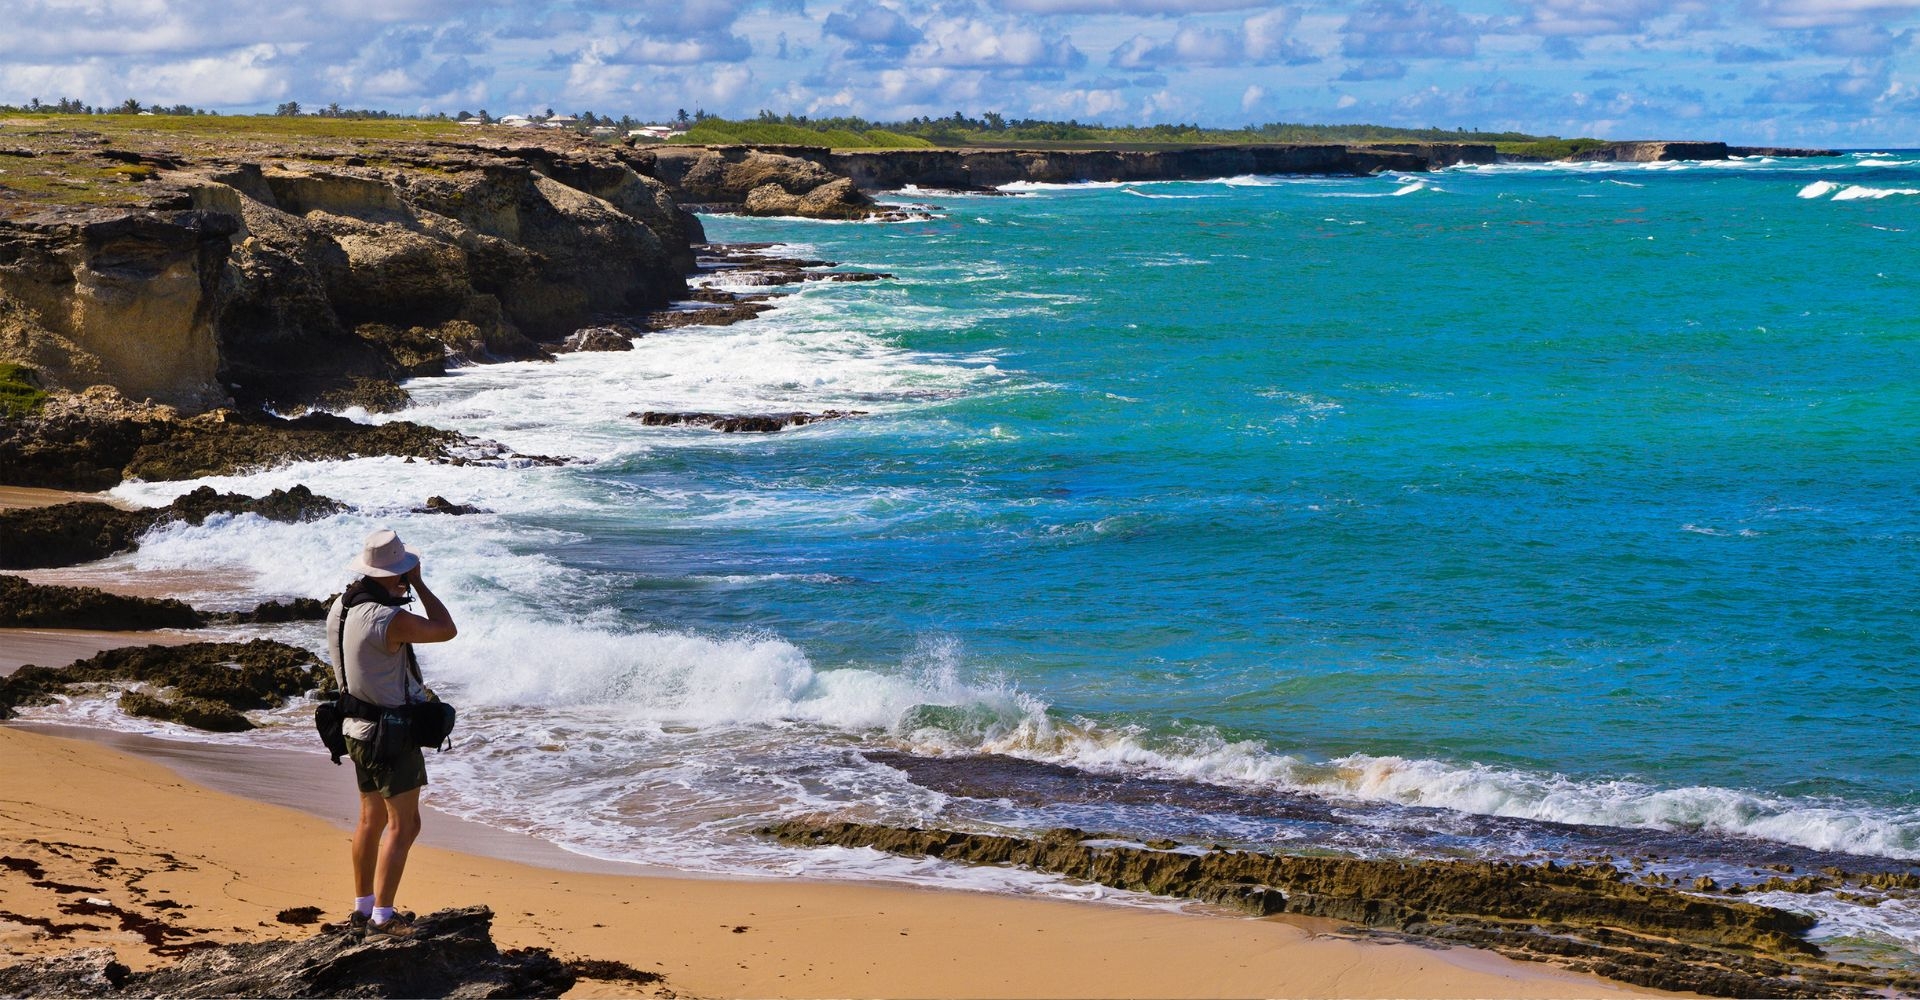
[1495,137,1612,158]
[669,112,1593,151]
[680,120,931,149]
[0,363,47,419]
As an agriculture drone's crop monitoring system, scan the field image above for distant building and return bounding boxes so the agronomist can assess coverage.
[498,114,534,128]
[589,126,615,136]
[628,125,687,140]
[459,117,485,126]
[542,114,577,129]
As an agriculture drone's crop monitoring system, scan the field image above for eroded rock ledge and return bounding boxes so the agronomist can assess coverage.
[0,906,612,999]
[761,818,1919,997]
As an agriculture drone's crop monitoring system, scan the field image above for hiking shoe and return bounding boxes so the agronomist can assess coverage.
[323,911,369,934]
[363,913,416,940]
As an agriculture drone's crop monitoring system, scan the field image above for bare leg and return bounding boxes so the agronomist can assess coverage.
[373,787,422,908]
[352,791,387,898]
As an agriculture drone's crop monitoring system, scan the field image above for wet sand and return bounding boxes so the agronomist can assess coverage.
[0,725,1667,998]
[0,486,132,511]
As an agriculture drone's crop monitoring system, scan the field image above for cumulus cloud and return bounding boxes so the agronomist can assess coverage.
[609,36,753,64]
[1752,57,1890,105]
[1795,23,1914,54]
[1341,0,1480,59]
[321,24,493,102]
[995,0,1264,13]
[1034,84,1129,117]
[913,13,1085,68]
[823,0,924,58]
[1518,0,1675,37]
[1340,58,1408,79]
[607,0,753,65]
[1749,0,1920,29]
[1715,43,1788,62]
[1109,7,1313,67]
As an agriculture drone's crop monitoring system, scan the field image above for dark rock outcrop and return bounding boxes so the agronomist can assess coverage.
[1564,141,1837,163]
[1729,145,1841,158]
[122,409,460,481]
[761,818,1919,998]
[0,639,328,728]
[0,576,329,634]
[0,394,460,490]
[556,325,636,352]
[413,495,485,515]
[632,410,867,433]
[0,575,203,630]
[0,906,578,999]
[0,484,344,569]
[820,144,1438,191]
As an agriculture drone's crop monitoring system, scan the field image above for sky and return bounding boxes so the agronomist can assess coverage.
[5,0,1919,145]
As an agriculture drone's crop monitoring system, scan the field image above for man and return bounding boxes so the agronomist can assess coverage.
[327,528,457,938]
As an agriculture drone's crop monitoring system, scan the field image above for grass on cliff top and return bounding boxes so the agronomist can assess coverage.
[676,121,934,149]
[0,363,48,419]
[0,113,463,142]
[1493,137,1610,159]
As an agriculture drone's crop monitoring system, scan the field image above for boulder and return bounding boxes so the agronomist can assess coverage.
[556,325,636,352]
[631,410,867,433]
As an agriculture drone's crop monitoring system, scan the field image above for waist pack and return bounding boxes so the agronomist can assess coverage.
[344,696,458,765]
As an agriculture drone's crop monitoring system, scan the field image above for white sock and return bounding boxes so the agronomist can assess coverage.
[355,895,375,917]
[371,905,395,925]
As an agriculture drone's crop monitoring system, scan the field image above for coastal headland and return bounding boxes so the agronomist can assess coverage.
[0,117,1885,996]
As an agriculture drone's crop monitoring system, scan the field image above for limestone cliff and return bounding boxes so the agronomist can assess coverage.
[638,142,1498,213]
[1568,140,1838,162]
[0,128,701,413]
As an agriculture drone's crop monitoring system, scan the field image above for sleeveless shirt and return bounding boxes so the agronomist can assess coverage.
[326,596,426,741]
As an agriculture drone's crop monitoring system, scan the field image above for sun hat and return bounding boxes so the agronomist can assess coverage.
[345,528,420,578]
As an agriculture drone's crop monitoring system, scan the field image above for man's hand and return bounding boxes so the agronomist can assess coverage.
[387,563,457,648]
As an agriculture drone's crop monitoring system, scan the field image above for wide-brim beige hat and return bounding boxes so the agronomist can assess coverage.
[345,528,420,578]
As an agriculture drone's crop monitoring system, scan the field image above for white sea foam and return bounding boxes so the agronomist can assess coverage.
[1799,181,1840,199]
[1832,185,1920,201]
[1123,188,1216,200]
[997,179,1132,192]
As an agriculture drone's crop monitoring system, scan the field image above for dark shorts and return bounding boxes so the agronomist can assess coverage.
[345,735,428,798]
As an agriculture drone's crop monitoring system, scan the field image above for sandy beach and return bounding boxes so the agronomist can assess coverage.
[0,724,1664,998]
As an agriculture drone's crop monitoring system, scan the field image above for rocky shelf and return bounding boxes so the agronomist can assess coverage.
[762,818,1919,998]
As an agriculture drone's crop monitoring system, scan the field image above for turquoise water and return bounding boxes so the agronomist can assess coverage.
[677,160,1920,808]
[79,154,1920,951]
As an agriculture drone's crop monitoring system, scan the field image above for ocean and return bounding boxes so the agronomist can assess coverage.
[33,151,1920,961]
